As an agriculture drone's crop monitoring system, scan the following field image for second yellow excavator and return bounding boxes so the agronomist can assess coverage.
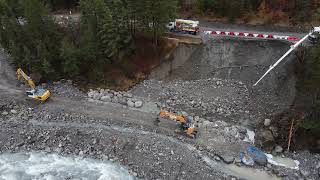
[158,109,198,138]
[16,68,51,102]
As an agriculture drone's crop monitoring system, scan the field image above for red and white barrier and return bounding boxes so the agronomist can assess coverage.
[203,30,300,43]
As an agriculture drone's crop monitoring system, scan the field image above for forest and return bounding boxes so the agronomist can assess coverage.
[0,0,177,81]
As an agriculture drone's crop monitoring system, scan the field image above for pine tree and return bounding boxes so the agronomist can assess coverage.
[143,0,178,45]
[0,0,62,78]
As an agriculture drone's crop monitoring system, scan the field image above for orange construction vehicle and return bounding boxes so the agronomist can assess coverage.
[158,109,197,138]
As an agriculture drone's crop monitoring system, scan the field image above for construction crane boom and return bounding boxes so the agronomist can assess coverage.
[254,26,320,86]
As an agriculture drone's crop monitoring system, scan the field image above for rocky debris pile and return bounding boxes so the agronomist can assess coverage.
[255,118,283,154]
[0,102,35,124]
[87,89,144,108]
[48,79,85,99]
[131,78,250,122]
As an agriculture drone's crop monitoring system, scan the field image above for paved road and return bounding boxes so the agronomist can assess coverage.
[199,21,308,38]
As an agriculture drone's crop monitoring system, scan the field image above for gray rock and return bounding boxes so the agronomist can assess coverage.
[269,126,279,138]
[79,150,84,156]
[316,161,320,169]
[274,145,283,153]
[111,97,118,103]
[264,119,271,126]
[134,101,143,108]
[87,91,95,98]
[300,170,310,177]
[44,147,51,152]
[124,93,133,98]
[1,111,8,116]
[92,93,100,100]
[181,111,188,117]
[119,98,127,105]
[220,155,234,164]
[99,89,105,94]
[239,133,246,140]
[261,130,274,142]
[100,96,111,102]
[127,100,135,107]
[10,109,17,114]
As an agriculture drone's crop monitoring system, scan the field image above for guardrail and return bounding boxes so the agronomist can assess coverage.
[202,30,300,43]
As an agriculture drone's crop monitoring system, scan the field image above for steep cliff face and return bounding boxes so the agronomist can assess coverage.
[149,38,297,125]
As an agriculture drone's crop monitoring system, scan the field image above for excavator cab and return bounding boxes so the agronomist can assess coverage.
[26,88,51,101]
[16,68,51,102]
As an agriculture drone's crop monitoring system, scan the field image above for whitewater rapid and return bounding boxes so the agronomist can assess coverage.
[0,152,134,180]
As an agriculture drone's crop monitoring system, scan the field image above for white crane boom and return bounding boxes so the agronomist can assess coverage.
[254,27,320,86]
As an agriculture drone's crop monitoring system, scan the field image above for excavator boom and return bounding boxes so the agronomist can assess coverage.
[16,68,36,89]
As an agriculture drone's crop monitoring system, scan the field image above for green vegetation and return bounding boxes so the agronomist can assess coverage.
[0,0,178,82]
[296,43,320,131]
[181,0,319,23]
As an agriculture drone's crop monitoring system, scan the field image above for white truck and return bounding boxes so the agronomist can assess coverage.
[167,19,200,35]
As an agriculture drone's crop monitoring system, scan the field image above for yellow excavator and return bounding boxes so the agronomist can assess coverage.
[158,109,198,138]
[16,68,51,102]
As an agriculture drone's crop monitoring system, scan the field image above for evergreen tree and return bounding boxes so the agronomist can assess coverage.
[143,0,178,45]
[0,0,62,78]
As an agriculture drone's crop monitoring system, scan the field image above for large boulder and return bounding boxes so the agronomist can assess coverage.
[134,100,143,108]
[87,91,95,98]
[119,98,127,105]
[264,119,271,127]
[127,100,135,107]
[124,93,133,98]
[92,93,101,100]
[101,96,111,102]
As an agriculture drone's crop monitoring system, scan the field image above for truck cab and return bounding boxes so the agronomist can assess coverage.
[166,22,175,32]
[308,27,320,44]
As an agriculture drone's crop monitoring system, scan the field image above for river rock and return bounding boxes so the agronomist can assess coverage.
[300,169,310,177]
[10,109,17,114]
[119,98,127,105]
[87,91,95,98]
[92,93,100,100]
[127,100,135,107]
[134,101,143,108]
[111,97,118,103]
[124,93,133,98]
[101,96,111,102]
[274,145,283,153]
[181,111,188,117]
[220,155,235,164]
[1,111,8,116]
[264,119,271,126]
[261,130,274,142]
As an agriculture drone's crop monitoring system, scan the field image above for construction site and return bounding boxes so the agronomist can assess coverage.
[1,0,320,179]
[1,23,320,179]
